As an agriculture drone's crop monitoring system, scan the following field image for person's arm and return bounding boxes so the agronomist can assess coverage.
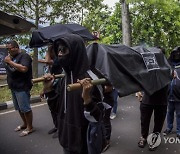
[78,78,103,122]
[4,55,28,72]
[41,73,59,103]
[45,50,54,65]
[38,58,53,65]
[38,59,47,63]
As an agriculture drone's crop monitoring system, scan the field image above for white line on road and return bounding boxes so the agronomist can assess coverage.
[0,103,47,115]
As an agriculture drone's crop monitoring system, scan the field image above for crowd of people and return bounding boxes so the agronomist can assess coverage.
[3,37,180,154]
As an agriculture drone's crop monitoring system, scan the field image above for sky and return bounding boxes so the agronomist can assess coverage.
[103,0,119,8]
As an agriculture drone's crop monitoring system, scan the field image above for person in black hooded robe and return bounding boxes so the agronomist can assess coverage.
[43,34,113,154]
[40,45,62,138]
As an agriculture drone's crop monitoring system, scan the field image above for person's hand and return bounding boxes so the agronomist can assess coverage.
[136,92,143,102]
[173,70,177,78]
[43,73,54,93]
[4,55,12,64]
[77,78,93,105]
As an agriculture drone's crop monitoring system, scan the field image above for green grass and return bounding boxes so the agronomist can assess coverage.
[0,83,43,103]
[0,86,12,103]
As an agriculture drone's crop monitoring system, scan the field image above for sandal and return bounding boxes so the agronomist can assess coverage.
[14,125,26,132]
[19,128,34,137]
[138,137,147,148]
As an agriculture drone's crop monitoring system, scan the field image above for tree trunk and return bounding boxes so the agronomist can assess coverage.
[32,48,38,78]
[32,0,39,78]
[121,0,131,46]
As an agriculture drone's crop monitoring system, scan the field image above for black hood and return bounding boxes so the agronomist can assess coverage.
[54,34,89,77]
[169,46,180,64]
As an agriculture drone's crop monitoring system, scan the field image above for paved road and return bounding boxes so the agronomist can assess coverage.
[0,95,179,154]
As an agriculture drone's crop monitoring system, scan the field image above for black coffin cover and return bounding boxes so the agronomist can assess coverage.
[86,43,171,97]
[29,23,97,48]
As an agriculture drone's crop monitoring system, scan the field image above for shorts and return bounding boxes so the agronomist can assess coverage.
[11,90,31,113]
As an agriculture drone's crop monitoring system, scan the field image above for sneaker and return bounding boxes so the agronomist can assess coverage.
[48,127,57,134]
[110,113,116,120]
[163,129,171,136]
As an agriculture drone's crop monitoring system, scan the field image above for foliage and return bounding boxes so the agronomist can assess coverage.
[0,0,52,24]
[83,2,111,41]
[0,86,12,103]
[130,0,180,55]
[102,0,180,55]
[83,2,122,45]
[101,3,123,44]
[31,83,44,96]
[49,0,105,24]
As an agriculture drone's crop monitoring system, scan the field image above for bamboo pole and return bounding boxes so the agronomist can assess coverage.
[175,65,180,69]
[32,74,65,83]
[67,78,106,91]
[0,45,7,48]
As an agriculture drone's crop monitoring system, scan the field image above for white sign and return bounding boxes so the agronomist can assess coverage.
[141,53,160,71]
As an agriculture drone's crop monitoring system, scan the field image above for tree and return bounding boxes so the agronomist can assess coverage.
[130,0,180,55]
[101,0,180,55]
[101,3,122,44]
[83,3,111,41]
[50,0,105,24]
[121,0,131,46]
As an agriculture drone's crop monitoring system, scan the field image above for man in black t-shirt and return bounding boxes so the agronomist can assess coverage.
[4,40,34,137]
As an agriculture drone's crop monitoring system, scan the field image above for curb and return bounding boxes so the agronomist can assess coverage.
[0,96,42,111]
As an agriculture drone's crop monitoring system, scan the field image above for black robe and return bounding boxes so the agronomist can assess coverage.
[46,34,111,153]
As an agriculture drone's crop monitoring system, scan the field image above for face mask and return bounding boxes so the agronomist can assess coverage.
[56,44,70,68]
[57,45,69,56]
[172,52,180,62]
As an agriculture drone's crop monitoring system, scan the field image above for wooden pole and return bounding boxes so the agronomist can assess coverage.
[32,74,65,83]
[0,45,7,48]
[67,78,106,91]
[175,65,180,69]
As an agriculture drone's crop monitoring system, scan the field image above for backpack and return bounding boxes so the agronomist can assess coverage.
[87,117,107,154]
